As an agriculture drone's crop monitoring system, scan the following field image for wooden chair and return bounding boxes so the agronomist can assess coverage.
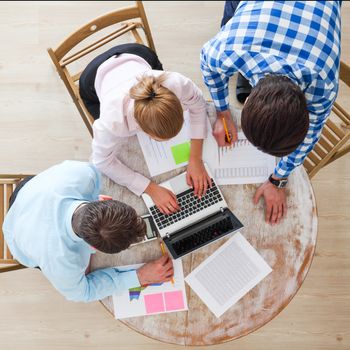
[0,175,31,273]
[304,60,350,178]
[47,1,155,137]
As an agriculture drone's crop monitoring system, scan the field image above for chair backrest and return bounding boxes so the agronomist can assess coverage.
[47,1,155,136]
[0,175,31,272]
[304,60,350,178]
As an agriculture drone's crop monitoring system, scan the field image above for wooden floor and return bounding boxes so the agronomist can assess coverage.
[0,1,349,349]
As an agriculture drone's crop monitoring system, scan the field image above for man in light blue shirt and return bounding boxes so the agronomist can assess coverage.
[3,161,173,302]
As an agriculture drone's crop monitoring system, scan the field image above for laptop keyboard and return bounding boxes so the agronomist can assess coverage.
[172,216,234,256]
[149,180,223,230]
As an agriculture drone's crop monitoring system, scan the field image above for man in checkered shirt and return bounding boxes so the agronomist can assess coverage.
[201,1,341,225]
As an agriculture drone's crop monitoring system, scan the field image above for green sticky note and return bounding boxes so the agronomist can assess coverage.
[171,142,191,165]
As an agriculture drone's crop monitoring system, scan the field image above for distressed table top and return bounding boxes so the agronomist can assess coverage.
[91,103,318,346]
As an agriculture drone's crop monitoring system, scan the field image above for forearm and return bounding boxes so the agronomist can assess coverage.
[190,139,204,162]
[59,268,140,303]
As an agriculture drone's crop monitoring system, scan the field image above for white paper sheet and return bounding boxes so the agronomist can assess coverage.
[137,111,192,177]
[113,259,188,319]
[137,111,275,183]
[202,130,276,185]
[185,232,272,318]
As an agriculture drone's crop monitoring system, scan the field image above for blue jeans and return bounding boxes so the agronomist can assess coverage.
[221,1,342,28]
[221,1,240,27]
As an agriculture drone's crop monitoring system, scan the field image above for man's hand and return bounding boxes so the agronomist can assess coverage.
[213,110,238,147]
[253,180,287,225]
[144,182,179,215]
[136,255,174,285]
[186,159,212,198]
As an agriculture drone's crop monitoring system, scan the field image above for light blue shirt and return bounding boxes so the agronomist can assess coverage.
[3,161,140,302]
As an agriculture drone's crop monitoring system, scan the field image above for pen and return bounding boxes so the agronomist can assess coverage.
[221,116,231,144]
[160,241,174,285]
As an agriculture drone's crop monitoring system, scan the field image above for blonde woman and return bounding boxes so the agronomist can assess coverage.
[79,43,211,215]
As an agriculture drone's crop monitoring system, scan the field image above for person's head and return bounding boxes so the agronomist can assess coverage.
[71,200,146,254]
[129,73,184,140]
[241,75,309,157]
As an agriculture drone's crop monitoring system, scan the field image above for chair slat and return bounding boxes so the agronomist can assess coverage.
[5,184,13,211]
[54,5,141,60]
[307,151,321,166]
[322,126,339,146]
[340,60,350,87]
[313,143,327,159]
[62,23,137,65]
[0,184,4,260]
[333,103,350,124]
[318,134,334,152]
[0,264,26,273]
[0,259,17,264]
[5,184,13,260]
[326,119,345,138]
[303,158,313,173]
[62,23,129,64]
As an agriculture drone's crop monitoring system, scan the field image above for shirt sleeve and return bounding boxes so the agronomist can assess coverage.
[163,72,208,139]
[200,36,239,112]
[274,109,331,179]
[91,119,150,196]
[46,266,140,303]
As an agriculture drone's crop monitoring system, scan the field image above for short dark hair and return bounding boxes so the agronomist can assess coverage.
[241,75,309,157]
[72,200,146,254]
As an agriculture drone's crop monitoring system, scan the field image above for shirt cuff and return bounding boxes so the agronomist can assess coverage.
[273,166,291,179]
[116,269,140,290]
[129,173,151,197]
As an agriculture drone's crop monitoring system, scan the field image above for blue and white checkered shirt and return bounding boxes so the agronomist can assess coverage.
[201,1,341,178]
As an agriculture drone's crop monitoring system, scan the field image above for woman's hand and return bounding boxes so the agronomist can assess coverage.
[186,158,212,198]
[144,182,179,215]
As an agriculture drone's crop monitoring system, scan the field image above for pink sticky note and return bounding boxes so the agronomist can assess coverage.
[164,291,185,311]
[144,293,165,314]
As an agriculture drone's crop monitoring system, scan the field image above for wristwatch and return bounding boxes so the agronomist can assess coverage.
[268,174,288,189]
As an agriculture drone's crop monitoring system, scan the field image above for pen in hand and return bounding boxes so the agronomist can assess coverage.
[160,241,174,285]
[221,116,232,144]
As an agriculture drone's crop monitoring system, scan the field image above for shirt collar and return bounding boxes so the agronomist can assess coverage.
[250,72,300,89]
[66,200,87,243]
[66,201,98,254]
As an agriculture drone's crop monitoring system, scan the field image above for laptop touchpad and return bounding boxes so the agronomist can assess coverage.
[169,173,190,194]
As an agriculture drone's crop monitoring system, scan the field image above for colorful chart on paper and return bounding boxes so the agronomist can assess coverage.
[128,283,163,301]
[113,259,188,319]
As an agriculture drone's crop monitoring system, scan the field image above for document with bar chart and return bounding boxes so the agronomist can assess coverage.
[202,129,276,185]
[113,259,188,319]
[137,111,192,177]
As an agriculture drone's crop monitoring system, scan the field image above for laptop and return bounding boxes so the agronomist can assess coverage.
[142,164,244,259]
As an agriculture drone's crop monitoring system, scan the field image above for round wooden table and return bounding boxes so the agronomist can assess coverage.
[91,104,318,346]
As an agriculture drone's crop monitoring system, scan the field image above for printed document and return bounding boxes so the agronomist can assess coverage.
[137,113,275,183]
[113,259,187,319]
[185,232,272,318]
